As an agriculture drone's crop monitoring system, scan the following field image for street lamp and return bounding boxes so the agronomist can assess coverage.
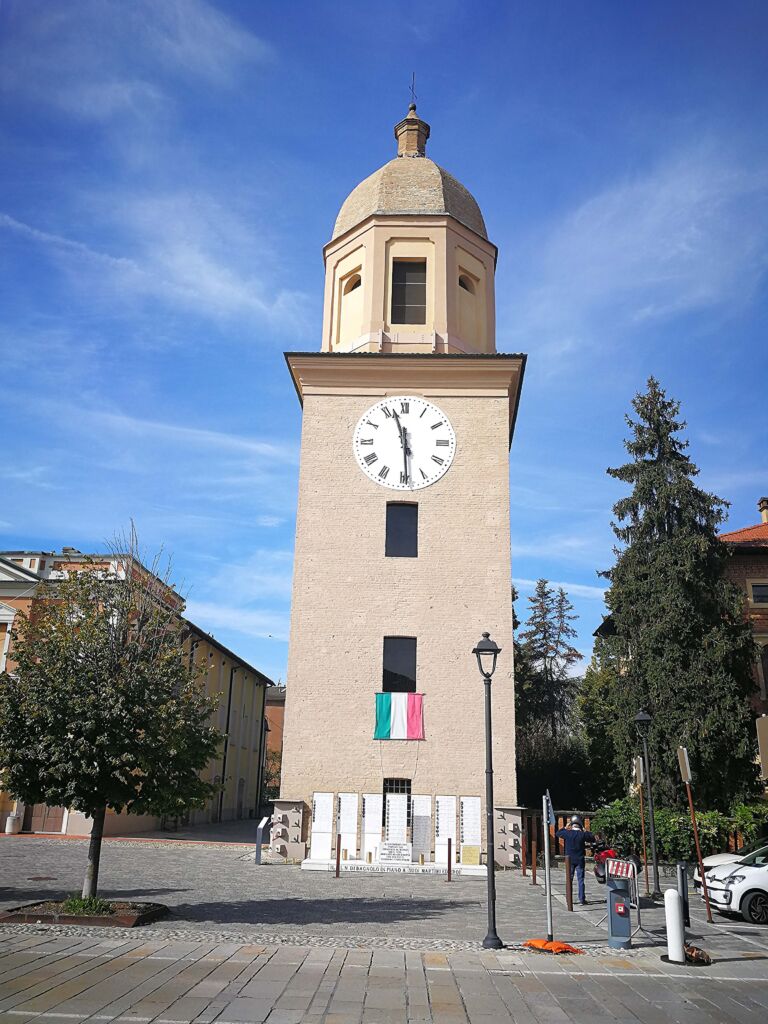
[635,709,662,898]
[473,631,503,949]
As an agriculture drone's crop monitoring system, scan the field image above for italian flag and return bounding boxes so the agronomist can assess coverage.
[374,692,424,740]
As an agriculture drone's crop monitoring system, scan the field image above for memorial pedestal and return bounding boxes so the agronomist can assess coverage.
[269,799,306,863]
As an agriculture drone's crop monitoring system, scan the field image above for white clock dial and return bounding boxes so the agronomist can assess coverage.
[353,396,456,490]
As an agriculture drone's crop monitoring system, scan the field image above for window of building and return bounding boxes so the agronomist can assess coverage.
[344,273,361,294]
[751,583,768,604]
[382,777,412,826]
[383,636,416,692]
[391,259,426,324]
[458,274,475,293]
[385,503,418,557]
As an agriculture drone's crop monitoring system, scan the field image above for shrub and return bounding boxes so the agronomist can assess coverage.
[61,895,114,916]
[730,803,768,846]
[592,798,731,862]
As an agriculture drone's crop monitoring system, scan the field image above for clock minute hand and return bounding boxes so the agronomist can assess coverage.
[392,410,409,484]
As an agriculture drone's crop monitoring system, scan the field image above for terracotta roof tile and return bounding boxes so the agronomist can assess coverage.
[719,522,768,546]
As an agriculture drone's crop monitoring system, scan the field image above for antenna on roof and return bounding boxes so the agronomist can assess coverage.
[409,71,417,110]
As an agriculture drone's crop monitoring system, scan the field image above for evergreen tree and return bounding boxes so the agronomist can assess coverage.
[603,377,758,809]
[577,637,625,805]
[0,535,222,896]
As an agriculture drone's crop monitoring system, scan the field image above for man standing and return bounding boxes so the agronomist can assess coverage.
[556,815,595,905]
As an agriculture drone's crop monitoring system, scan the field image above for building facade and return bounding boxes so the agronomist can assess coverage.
[275,107,526,869]
[720,497,768,716]
[0,548,272,835]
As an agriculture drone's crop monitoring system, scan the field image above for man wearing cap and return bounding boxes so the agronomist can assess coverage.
[556,815,595,905]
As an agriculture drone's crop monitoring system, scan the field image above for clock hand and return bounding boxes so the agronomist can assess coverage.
[392,410,409,483]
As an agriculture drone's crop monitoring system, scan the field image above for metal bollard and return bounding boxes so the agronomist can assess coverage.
[531,839,538,885]
[521,830,527,876]
[335,834,341,878]
[664,889,685,964]
[676,863,690,929]
[447,837,452,882]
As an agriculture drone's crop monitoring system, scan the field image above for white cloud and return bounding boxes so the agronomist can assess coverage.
[257,515,285,528]
[513,577,607,601]
[184,600,289,643]
[503,146,768,360]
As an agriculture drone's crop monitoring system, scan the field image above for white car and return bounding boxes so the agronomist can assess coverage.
[703,845,768,924]
[694,838,768,890]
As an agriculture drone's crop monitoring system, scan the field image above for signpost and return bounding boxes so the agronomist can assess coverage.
[542,790,555,942]
[634,755,650,896]
[254,816,269,865]
[677,745,713,924]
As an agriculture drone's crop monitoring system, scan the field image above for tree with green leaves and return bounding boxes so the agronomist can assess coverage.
[602,377,758,810]
[576,636,625,805]
[0,534,222,897]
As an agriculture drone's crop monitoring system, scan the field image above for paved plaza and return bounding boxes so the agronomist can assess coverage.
[2,834,768,1022]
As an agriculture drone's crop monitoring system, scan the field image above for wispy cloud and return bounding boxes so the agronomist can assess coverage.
[513,577,607,601]
[184,600,289,643]
[503,146,768,361]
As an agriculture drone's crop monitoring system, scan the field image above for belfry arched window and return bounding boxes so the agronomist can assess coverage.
[336,270,363,348]
[458,270,480,349]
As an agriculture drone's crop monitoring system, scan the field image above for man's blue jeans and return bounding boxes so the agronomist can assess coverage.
[570,857,586,902]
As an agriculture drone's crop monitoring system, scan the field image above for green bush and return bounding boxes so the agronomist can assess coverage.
[591,798,736,862]
[730,802,768,846]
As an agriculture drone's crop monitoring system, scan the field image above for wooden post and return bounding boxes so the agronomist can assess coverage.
[521,828,527,877]
[638,783,650,896]
[685,780,713,924]
[335,833,341,878]
[564,855,573,911]
[531,839,538,885]
[447,837,452,882]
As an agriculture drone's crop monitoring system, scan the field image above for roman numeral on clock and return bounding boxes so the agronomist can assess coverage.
[400,401,409,413]
[382,407,393,418]
[365,420,378,429]
[420,468,427,480]
[436,439,449,446]
[360,438,374,445]
[378,465,390,479]
[364,453,378,465]
[431,421,444,430]
[431,455,445,465]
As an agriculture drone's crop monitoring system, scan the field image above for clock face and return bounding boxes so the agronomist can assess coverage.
[353,396,456,490]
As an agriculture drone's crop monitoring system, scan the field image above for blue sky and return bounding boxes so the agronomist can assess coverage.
[2,0,767,683]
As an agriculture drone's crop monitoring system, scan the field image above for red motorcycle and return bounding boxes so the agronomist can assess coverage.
[592,835,642,884]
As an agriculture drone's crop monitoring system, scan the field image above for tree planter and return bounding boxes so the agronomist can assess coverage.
[0,901,168,927]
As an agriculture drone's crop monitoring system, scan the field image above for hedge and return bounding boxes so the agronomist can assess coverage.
[591,799,768,863]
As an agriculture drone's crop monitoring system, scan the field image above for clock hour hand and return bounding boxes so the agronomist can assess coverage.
[392,410,409,484]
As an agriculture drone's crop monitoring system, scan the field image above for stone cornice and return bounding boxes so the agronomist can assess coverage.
[285,351,526,446]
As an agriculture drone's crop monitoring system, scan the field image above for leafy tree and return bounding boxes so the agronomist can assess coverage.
[0,534,222,897]
[264,749,282,802]
[602,377,759,810]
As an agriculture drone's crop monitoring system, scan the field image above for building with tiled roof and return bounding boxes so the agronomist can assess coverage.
[719,498,768,714]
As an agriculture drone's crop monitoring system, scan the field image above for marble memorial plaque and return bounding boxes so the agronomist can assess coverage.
[460,796,482,846]
[435,795,456,866]
[385,793,408,843]
[362,793,382,862]
[411,794,431,862]
[337,792,358,859]
[309,791,333,860]
[379,841,413,863]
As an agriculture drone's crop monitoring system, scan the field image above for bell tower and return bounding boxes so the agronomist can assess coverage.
[321,104,497,357]
[277,107,526,871]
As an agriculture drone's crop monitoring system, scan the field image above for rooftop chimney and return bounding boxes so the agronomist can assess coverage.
[759,497,768,524]
[394,104,430,158]
[61,546,81,554]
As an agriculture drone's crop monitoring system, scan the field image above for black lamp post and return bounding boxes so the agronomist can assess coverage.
[635,709,662,898]
[473,631,503,950]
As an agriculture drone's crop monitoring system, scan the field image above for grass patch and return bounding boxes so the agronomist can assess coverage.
[61,895,115,916]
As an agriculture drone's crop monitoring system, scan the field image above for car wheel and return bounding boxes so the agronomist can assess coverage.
[741,891,768,925]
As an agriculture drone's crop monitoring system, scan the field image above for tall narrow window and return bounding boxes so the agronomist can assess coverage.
[383,636,416,692]
[391,260,426,324]
[382,777,412,826]
[385,503,418,557]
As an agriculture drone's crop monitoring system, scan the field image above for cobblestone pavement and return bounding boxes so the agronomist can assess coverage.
[2,837,768,1021]
[1,931,768,1023]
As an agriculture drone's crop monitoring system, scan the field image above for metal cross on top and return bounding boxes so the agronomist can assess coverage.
[409,72,417,107]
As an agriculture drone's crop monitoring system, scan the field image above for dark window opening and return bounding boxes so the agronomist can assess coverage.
[383,777,412,826]
[752,584,768,604]
[383,636,416,692]
[391,259,426,324]
[385,503,418,557]
[458,274,475,293]
[344,274,361,294]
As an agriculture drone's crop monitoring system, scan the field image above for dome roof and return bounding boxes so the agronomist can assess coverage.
[331,105,487,241]
[332,157,488,240]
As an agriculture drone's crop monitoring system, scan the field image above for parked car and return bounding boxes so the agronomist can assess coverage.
[693,837,768,890]
[703,844,768,924]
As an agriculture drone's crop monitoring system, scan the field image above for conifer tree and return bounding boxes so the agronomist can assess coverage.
[603,377,758,809]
